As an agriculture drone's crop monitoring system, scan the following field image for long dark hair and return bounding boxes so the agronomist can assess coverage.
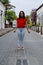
[19,11,25,18]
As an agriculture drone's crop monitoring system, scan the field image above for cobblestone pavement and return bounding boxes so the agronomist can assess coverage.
[0,29,43,65]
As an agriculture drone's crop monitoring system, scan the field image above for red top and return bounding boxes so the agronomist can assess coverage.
[17,18,27,28]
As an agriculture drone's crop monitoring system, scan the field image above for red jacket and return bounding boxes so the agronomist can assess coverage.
[17,18,27,28]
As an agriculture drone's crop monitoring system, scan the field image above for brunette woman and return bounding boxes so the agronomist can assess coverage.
[14,11,30,49]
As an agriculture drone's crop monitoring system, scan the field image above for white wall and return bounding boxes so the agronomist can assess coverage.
[0,2,5,29]
[37,7,43,15]
[37,7,43,26]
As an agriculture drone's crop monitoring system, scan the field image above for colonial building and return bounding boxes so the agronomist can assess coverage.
[0,2,5,29]
[36,4,43,26]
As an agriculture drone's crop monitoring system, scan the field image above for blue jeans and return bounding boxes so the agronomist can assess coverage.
[17,28,25,47]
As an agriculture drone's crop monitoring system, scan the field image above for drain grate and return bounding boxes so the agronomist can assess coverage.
[23,59,28,65]
[16,59,21,65]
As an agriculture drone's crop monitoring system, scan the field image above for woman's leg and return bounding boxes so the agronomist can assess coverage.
[17,28,25,48]
[20,28,25,47]
[17,28,22,47]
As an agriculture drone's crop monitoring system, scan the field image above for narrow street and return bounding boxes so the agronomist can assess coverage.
[0,29,43,65]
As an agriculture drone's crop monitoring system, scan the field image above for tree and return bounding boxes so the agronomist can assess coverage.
[5,10,17,27]
[6,10,17,21]
[26,15,30,24]
[1,0,9,5]
[26,15,30,20]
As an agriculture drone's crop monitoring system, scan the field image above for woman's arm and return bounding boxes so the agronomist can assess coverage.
[26,21,30,33]
[26,21,28,29]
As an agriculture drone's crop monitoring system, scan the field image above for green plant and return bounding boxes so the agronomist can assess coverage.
[6,10,17,22]
[29,21,33,27]
[1,0,9,5]
[26,15,30,20]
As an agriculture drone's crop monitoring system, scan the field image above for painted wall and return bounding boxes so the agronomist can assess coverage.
[0,2,5,29]
[37,7,43,26]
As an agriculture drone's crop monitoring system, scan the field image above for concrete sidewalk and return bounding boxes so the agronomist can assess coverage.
[31,26,43,35]
[0,28,13,37]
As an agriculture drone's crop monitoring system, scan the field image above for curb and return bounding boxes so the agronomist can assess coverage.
[0,29,14,37]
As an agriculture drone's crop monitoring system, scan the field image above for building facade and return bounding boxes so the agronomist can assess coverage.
[0,2,5,29]
[36,4,43,26]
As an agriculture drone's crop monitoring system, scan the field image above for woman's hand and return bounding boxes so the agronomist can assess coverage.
[13,28,16,32]
[27,28,30,33]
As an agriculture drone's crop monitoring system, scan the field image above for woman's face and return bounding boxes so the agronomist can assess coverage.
[20,12,23,17]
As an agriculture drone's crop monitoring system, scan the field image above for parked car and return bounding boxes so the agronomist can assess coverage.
[12,20,17,28]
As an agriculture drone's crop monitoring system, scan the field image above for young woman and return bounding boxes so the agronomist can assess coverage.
[14,11,30,49]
